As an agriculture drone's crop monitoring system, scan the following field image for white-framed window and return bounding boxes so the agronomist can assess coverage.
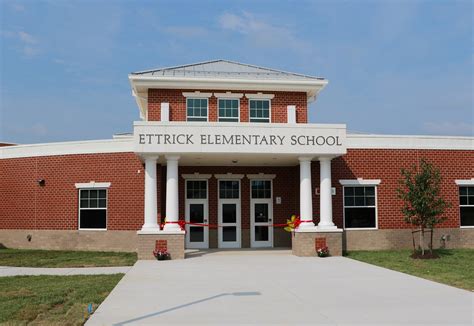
[218,98,239,122]
[251,180,272,199]
[186,98,208,122]
[186,180,208,199]
[459,186,474,227]
[249,99,270,123]
[79,188,107,230]
[343,186,377,229]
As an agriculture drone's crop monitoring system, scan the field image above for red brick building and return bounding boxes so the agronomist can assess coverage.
[1,60,473,259]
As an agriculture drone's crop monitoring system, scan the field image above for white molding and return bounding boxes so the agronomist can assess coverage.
[455,179,474,186]
[0,138,133,159]
[214,173,245,179]
[182,173,212,179]
[75,182,111,189]
[246,174,276,179]
[182,91,212,98]
[213,92,244,99]
[245,92,275,100]
[339,178,381,186]
[347,134,474,150]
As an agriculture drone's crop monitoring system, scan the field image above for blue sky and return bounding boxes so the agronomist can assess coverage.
[0,0,472,144]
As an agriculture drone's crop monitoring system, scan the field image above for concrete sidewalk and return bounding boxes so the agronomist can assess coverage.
[0,265,132,276]
[87,251,473,325]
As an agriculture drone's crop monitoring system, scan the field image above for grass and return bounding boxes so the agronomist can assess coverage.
[0,248,137,268]
[0,274,123,325]
[345,249,474,291]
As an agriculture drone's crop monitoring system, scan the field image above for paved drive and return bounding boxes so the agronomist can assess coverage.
[0,265,131,276]
[87,250,473,325]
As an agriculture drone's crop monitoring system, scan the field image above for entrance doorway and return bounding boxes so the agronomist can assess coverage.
[218,180,241,248]
[250,180,273,247]
[185,180,209,249]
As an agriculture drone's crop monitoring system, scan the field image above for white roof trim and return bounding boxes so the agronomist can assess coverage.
[182,173,212,179]
[247,174,276,179]
[347,134,473,150]
[182,91,213,98]
[455,179,474,186]
[339,178,381,186]
[0,138,133,159]
[245,93,275,100]
[214,173,245,179]
[75,182,111,189]
[213,92,244,99]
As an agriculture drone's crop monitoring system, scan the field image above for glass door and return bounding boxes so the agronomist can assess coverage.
[185,180,209,249]
[218,180,241,248]
[250,180,273,247]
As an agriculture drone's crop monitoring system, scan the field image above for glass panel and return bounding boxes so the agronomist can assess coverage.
[354,187,364,196]
[468,196,474,206]
[89,199,98,208]
[354,197,364,206]
[190,204,204,223]
[344,208,376,228]
[223,226,237,242]
[254,203,268,223]
[80,199,89,208]
[219,181,239,199]
[255,226,269,241]
[81,190,89,199]
[460,196,468,205]
[467,187,474,195]
[344,197,354,206]
[189,227,204,242]
[365,187,375,196]
[222,204,236,223]
[344,187,354,196]
[89,190,98,199]
[459,187,467,196]
[99,190,106,198]
[98,199,106,208]
[186,181,207,199]
[80,210,106,229]
[460,207,474,226]
[365,196,375,206]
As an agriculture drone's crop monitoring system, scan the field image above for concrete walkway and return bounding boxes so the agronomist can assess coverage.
[0,265,132,276]
[87,250,473,325]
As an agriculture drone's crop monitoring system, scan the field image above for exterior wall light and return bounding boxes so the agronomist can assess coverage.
[37,179,45,186]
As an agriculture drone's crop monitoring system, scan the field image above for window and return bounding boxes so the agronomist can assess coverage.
[344,186,377,229]
[460,186,474,227]
[218,99,239,122]
[219,180,240,199]
[249,99,270,123]
[187,98,208,121]
[186,180,207,199]
[79,189,107,229]
[251,180,271,199]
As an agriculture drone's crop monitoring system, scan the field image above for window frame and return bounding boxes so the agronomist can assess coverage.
[342,185,378,230]
[218,98,240,122]
[186,97,209,122]
[185,179,209,200]
[78,188,108,231]
[248,99,271,123]
[459,185,474,228]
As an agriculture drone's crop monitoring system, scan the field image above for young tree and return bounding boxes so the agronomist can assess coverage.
[397,159,450,256]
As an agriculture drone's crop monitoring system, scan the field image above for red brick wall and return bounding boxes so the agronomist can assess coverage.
[0,153,145,230]
[312,149,474,229]
[148,89,308,123]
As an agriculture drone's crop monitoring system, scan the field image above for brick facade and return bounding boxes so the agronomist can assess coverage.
[147,89,308,123]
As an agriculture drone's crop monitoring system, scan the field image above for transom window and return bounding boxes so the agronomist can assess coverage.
[79,189,107,229]
[219,180,240,199]
[251,180,271,199]
[218,99,239,122]
[249,100,270,123]
[187,98,208,121]
[344,186,377,229]
[460,186,474,227]
[186,180,207,199]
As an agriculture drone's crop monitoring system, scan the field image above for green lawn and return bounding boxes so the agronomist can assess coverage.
[0,274,123,325]
[346,249,474,291]
[0,249,137,268]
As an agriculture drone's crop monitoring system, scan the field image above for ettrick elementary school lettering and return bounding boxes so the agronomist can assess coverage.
[1,60,473,259]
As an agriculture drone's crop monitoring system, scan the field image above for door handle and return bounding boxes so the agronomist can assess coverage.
[204,219,208,223]
[269,219,272,222]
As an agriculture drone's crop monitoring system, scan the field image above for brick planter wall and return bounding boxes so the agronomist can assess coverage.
[137,233,185,260]
[292,231,343,257]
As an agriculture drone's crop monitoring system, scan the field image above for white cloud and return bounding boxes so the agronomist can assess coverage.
[1,30,40,57]
[422,121,473,136]
[218,12,311,54]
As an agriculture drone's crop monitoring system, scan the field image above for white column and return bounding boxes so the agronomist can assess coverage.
[318,157,337,230]
[298,157,316,230]
[141,155,160,231]
[163,155,181,232]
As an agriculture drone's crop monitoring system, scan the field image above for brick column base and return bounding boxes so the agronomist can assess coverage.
[137,232,185,260]
[292,230,343,257]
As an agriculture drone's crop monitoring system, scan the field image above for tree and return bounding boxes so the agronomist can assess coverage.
[397,159,450,256]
